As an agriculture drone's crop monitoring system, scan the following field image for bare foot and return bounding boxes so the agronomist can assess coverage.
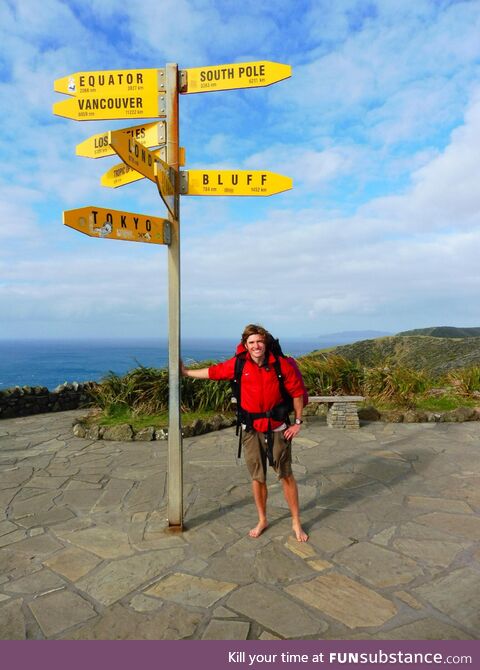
[293,522,309,542]
[249,521,269,538]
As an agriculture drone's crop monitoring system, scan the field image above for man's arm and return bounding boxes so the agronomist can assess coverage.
[284,395,304,441]
[180,361,210,379]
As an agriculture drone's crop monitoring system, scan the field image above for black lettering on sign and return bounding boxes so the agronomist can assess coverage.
[247,174,253,185]
[79,75,85,87]
[202,174,209,185]
[217,173,223,185]
[261,174,267,185]
[232,174,238,185]
[146,219,151,232]
[121,215,127,228]
[133,217,139,230]
[106,212,113,223]
[91,210,98,224]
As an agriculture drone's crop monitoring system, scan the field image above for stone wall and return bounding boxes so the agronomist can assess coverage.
[0,382,97,419]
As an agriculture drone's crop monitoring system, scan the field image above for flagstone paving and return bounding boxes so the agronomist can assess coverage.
[0,410,479,640]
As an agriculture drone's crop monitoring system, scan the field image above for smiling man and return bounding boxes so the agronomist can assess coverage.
[181,324,308,542]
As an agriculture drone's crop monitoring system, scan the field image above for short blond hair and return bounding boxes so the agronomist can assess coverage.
[241,324,270,346]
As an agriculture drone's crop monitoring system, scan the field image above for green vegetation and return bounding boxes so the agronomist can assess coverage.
[89,352,480,427]
[397,326,480,338]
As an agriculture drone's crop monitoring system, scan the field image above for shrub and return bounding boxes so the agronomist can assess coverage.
[445,366,480,396]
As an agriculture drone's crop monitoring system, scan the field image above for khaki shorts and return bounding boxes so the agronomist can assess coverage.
[242,429,292,483]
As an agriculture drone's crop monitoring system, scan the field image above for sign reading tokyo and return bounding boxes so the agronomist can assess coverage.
[77,121,166,159]
[63,206,170,245]
[181,61,291,94]
[54,68,164,96]
[180,170,293,196]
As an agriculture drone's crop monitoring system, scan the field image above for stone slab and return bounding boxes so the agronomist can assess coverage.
[29,589,97,637]
[0,598,26,639]
[227,583,326,638]
[145,572,236,608]
[55,525,134,559]
[413,567,480,632]
[415,512,480,540]
[406,495,473,514]
[5,568,65,595]
[63,602,201,640]
[286,573,397,629]
[43,546,102,582]
[376,618,475,640]
[335,541,423,587]
[392,538,463,568]
[76,548,184,606]
[202,619,250,640]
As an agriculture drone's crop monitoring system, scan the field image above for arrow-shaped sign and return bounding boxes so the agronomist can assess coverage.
[109,131,176,217]
[54,68,165,96]
[179,170,292,196]
[180,61,291,94]
[63,206,171,245]
[101,147,167,188]
[76,121,166,159]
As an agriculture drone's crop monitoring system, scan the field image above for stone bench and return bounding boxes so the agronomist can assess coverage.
[308,396,364,429]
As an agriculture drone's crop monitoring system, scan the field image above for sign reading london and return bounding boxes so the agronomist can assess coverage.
[181,61,291,94]
[180,170,292,196]
[63,206,170,245]
[53,68,166,121]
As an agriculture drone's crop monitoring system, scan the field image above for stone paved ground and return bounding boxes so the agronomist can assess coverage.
[0,411,479,640]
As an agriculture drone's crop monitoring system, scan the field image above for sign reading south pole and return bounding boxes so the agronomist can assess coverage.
[181,61,291,94]
[53,68,166,121]
[180,170,292,196]
[63,206,171,245]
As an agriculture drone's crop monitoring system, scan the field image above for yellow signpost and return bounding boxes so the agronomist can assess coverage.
[63,206,171,245]
[181,61,291,94]
[54,58,292,532]
[76,121,166,159]
[101,147,167,188]
[180,170,292,196]
[54,68,165,96]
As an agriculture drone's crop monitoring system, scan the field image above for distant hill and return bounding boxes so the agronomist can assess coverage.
[316,330,391,345]
[397,326,480,338]
[321,335,480,376]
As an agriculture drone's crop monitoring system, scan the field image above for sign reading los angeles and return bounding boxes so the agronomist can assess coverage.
[53,69,166,121]
[180,170,292,196]
[63,206,170,245]
[181,61,291,94]
[76,121,166,159]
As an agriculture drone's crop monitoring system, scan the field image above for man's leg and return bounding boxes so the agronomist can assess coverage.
[250,479,269,538]
[281,474,309,542]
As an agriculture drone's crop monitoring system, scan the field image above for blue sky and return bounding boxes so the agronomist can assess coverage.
[1,0,480,340]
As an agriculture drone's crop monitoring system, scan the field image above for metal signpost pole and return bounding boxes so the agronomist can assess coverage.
[165,63,183,529]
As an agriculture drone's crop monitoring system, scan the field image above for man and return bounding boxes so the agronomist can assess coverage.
[181,324,308,542]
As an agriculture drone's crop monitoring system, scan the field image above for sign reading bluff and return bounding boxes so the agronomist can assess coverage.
[63,206,170,245]
[180,170,292,196]
[181,61,291,94]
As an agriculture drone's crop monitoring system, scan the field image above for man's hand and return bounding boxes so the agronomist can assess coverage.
[284,423,301,441]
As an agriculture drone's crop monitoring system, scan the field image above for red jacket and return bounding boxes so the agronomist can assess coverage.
[208,350,304,432]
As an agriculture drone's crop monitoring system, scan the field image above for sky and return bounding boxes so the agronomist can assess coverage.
[1,0,480,340]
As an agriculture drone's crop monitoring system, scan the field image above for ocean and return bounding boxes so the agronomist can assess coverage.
[0,337,325,391]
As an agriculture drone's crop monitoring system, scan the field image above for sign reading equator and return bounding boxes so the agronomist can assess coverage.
[54,68,165,96]
[181,61,291,94]
[63,206,171,245]
[180,170,292,196]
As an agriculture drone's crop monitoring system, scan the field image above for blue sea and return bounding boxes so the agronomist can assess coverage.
[0,338,325,391]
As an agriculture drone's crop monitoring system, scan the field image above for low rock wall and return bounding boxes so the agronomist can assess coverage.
[0,382,97,419]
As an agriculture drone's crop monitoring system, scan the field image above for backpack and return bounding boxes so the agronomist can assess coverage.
[231,336,309,464]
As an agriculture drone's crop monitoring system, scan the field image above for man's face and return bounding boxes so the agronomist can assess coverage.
[245,334,266,364]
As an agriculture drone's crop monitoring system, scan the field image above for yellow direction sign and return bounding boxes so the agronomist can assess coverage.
[63,206,171,245]
[181,61,291,94]
[101,147,167,188]
[109,131,176,216]
[76,121,166,159]
[53,91,166,121]
[179,170,292,196]
[54,68,165,96]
